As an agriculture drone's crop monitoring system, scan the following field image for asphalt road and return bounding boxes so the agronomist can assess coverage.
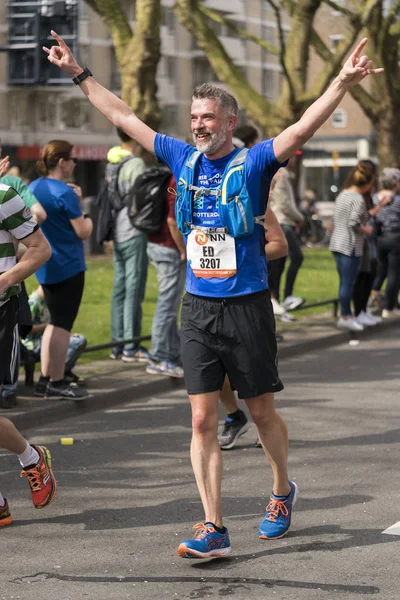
[1,327,399,600]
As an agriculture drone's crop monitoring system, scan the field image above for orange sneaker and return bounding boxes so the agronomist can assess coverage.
[0,500,13,526]
[20,445,57,509]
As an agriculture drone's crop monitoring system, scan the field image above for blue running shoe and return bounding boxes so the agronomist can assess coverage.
[258,480,298,540]
[177,522,232,559]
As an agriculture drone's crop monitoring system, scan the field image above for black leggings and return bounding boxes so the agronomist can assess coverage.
[372,234,400,311]
[269,225,303,301]
[42,271,85,332]
[352,259,377,316]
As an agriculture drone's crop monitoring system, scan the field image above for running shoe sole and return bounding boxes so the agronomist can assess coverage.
[259,481,299,539]
[177,545,232,559]
[220,422,250,450]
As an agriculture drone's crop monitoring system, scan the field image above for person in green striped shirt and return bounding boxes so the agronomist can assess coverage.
[0,159,56,527]
[0,178,51,378]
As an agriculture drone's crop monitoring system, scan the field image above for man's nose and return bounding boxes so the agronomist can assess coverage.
[193,118,204,129]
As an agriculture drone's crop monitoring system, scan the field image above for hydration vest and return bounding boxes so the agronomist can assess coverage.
[175,148,265,238]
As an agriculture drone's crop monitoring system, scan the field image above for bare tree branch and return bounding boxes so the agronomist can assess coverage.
[308,24,378,119]
[84,0,133,62]
[384,0,400,31]
[175,0,280,128]
[319,0,355,19]
[265,0,297,110]
[198,5,279,55]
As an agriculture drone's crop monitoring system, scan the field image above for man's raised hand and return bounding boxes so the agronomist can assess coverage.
[42,30,82,77]
[339,38,383,87]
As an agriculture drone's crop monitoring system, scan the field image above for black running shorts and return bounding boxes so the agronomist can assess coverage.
[0,296,20,386]
[42,271,85,332]
[180,290,284,399]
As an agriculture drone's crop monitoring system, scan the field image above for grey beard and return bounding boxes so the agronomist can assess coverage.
[193,130,227,155]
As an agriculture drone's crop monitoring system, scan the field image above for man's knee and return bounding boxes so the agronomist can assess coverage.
[192,409,218,436]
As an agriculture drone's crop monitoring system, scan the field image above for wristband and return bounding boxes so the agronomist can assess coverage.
[72,67,92,86]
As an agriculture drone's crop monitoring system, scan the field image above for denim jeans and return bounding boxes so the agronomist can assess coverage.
[332,251,361,317]
[1,345,20,398]
[147,243,186,363]
[111,234,148,352]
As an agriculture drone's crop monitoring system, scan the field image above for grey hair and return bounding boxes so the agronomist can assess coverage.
[379,167,400,190]
[192,83,239,116]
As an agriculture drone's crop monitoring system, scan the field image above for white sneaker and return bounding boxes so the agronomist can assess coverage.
[365,311,382,324]
[356,311,377,327]
[146,360,184,378]
[271,298,285,316]
[280,311,296,323]
[382,309,397,319]
[282,295,305,311]
[337,317,364,331]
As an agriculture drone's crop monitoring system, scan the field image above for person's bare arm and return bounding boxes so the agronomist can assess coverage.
[0,156,10,177]
[167,218,186,261]
[273,39,383,163]
[43,31,156,154]
[30,201,47,224]
[71,215,93,241]
[264,207,288,261]
[0,230,51,295]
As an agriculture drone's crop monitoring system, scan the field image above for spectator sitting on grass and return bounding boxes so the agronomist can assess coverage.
[22,285,87,396]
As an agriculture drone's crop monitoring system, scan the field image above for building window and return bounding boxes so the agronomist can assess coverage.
[162,105,177,130]
[331,109,347,128]
[194,58,218,87]
[330,34,345,52]
[165,56,176,81]
[330,0,346,16]
[161,6,176,34]
[261,25,275,46]
[110,48,121,90]
[262,69,274,98]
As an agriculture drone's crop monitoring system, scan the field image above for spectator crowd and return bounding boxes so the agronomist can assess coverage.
[1,134,399,409]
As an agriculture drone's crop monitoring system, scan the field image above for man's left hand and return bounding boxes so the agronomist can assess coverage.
[339,38,383,87]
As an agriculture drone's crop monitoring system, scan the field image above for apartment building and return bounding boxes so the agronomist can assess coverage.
[0,0,379,199]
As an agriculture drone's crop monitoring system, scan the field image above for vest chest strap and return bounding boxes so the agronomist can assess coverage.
[187,185,221,199]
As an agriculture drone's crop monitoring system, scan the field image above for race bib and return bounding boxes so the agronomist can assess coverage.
[187,229,237,278]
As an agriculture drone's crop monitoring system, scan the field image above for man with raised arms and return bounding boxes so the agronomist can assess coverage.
[44,32,382,558]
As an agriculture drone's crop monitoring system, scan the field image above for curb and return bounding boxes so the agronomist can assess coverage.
[10,376,185,433]
[9,316,400,433]
[278,316,400,359]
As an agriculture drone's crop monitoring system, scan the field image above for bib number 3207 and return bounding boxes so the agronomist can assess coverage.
[187,229,237,278]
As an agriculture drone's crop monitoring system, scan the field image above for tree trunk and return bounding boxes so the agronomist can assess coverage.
[85,0,161,133]
[119,0,161,133]
[374,104,400,169]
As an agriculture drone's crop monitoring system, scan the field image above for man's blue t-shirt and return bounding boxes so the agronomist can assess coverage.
[29,178,86,285]
[154,134,285,297]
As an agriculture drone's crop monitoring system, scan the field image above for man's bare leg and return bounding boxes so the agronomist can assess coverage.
[0,416,28,454]
[40,324,70,381]
[245,392,290,496]
[189,391,223,526]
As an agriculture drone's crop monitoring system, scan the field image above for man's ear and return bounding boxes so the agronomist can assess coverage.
[227,115,238,132]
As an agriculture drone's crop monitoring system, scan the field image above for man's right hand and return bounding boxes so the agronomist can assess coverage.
[42,30,83,77]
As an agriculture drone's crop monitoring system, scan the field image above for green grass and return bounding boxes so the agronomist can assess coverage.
[25,247,338,362]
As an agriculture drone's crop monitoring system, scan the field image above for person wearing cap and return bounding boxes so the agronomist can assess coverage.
[371,168,400,318]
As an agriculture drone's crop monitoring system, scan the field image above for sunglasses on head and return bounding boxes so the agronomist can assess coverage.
[56,153,77,164]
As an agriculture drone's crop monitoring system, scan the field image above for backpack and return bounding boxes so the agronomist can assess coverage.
[127,166,172,234]
[176,148,265,238]
[95,155,137,245]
